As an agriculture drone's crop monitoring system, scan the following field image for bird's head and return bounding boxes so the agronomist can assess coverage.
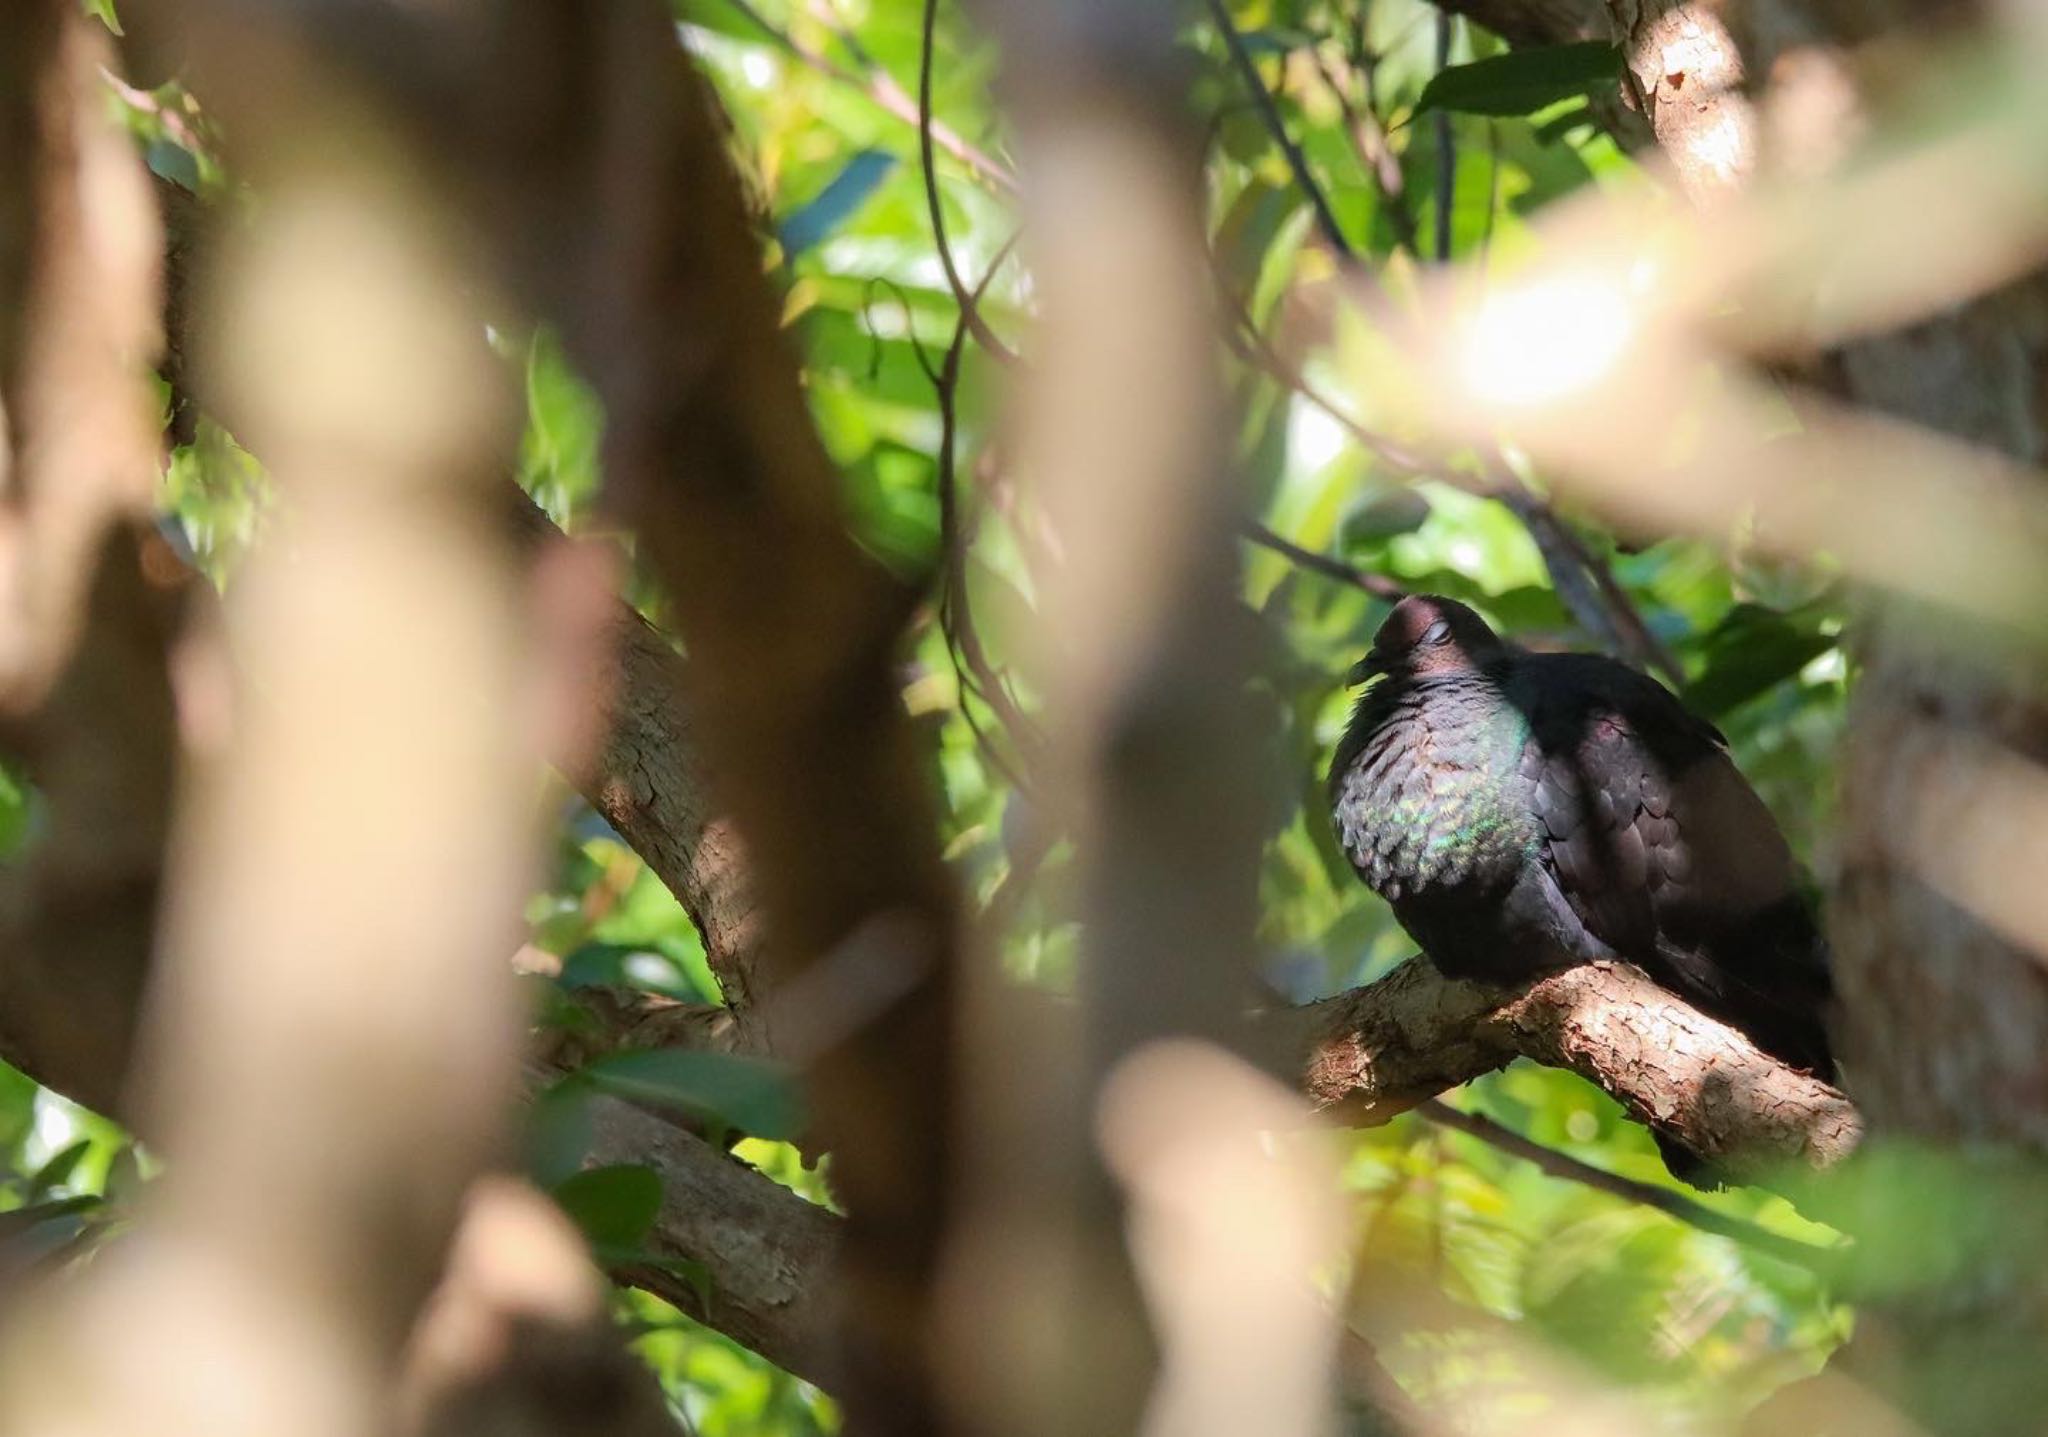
[1347,595,1505,684]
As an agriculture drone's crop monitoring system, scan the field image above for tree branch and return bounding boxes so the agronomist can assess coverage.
[567,1080,838,1385]
[1298,955,1862,1184]
[502,495,767,1028]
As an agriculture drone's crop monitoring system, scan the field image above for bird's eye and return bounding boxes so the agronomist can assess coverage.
[1421,619,1452,646]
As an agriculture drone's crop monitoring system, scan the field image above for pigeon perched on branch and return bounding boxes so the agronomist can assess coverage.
[1328,594,1835,1079]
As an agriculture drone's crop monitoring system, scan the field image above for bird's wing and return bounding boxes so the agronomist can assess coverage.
[1521,659,1832,1063]
[1524,703,1664,961]
[1522,657,1795,950]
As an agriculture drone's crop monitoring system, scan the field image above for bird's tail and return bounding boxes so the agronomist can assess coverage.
[1650,931,1837,1083]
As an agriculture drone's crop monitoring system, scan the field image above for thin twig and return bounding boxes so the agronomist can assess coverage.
[1203,0,1352,261]
[928,238,1039,777]
[918,0,1020,365]
[1417,1099,1841,1273]
[1241,520,1405,601]
[1432,11,1454,263]
[1310,45,1418,256]
[722,0,1018,194]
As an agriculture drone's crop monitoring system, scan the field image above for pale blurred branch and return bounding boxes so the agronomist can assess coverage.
[402,1177,680,1437]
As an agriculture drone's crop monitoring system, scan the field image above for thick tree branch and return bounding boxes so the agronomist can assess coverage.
[1299,954,1862,1183]
[581,1087,837,1383]
[502,496,766,1027]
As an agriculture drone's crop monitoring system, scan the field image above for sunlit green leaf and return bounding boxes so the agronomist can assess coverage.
[583,1049,804,1141]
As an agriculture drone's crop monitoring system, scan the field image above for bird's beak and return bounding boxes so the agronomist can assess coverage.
[1346,648,1388,686]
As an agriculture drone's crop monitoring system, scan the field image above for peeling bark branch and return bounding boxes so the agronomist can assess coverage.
[1428,0,1755,205]
[1300,955,1862,1182]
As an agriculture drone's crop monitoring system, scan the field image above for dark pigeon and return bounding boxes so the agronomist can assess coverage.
[1327,594,1835,1080]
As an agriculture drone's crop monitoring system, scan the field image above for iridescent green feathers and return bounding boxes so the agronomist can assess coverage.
[1329,672,1539,897]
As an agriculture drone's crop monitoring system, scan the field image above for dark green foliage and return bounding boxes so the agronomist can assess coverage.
[1414,42,1624,118]
[555,1164,665,1250]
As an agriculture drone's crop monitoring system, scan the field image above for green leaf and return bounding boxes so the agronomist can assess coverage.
[1414,43,1622,118]
[582,1048,805,1141]
[102,1144,144,1204]
[556,941,697,998]
[0,763,30,858]
[28,1139,91,1199]
[1338,489,1432,543]
[553,1164,663,1250]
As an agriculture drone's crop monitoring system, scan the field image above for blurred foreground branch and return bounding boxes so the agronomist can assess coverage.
[498,4,965,1425]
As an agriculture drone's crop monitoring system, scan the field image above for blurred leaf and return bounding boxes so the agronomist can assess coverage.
[554,1164,664,1250]
[526,1081,596,1190]
[1339,489,1433,542]
[0,1194,102,1234]
[1532,101,1598,143]
[557,941,699,999]
[1415,43,1623,117]
[27,1139,90,1200]
[583,1049,804,1141]
[1236,27,1319,55]
[0,764,32,859]
[673,0,776,42]
[1214,180,1302,301]
[0,1204,99,1272]
[1682,602,1836,719]
[144,138,199,193]
[103,1144,143,1205]
[1522,1208,1688,1380]
[780,149,897,258]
